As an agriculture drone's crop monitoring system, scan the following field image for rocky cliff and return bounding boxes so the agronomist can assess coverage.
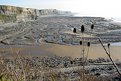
[0,5,73,23]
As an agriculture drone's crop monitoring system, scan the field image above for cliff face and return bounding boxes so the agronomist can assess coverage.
[0,5,37,22]
[39,9,72,16]
[0,5,73,23]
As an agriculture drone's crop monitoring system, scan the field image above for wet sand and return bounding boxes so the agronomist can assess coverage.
[0,43,121,60]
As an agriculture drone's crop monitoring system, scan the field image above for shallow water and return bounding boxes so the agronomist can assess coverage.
[0,43,121,60]
[19,49,54,56]
[111,42,121,46]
